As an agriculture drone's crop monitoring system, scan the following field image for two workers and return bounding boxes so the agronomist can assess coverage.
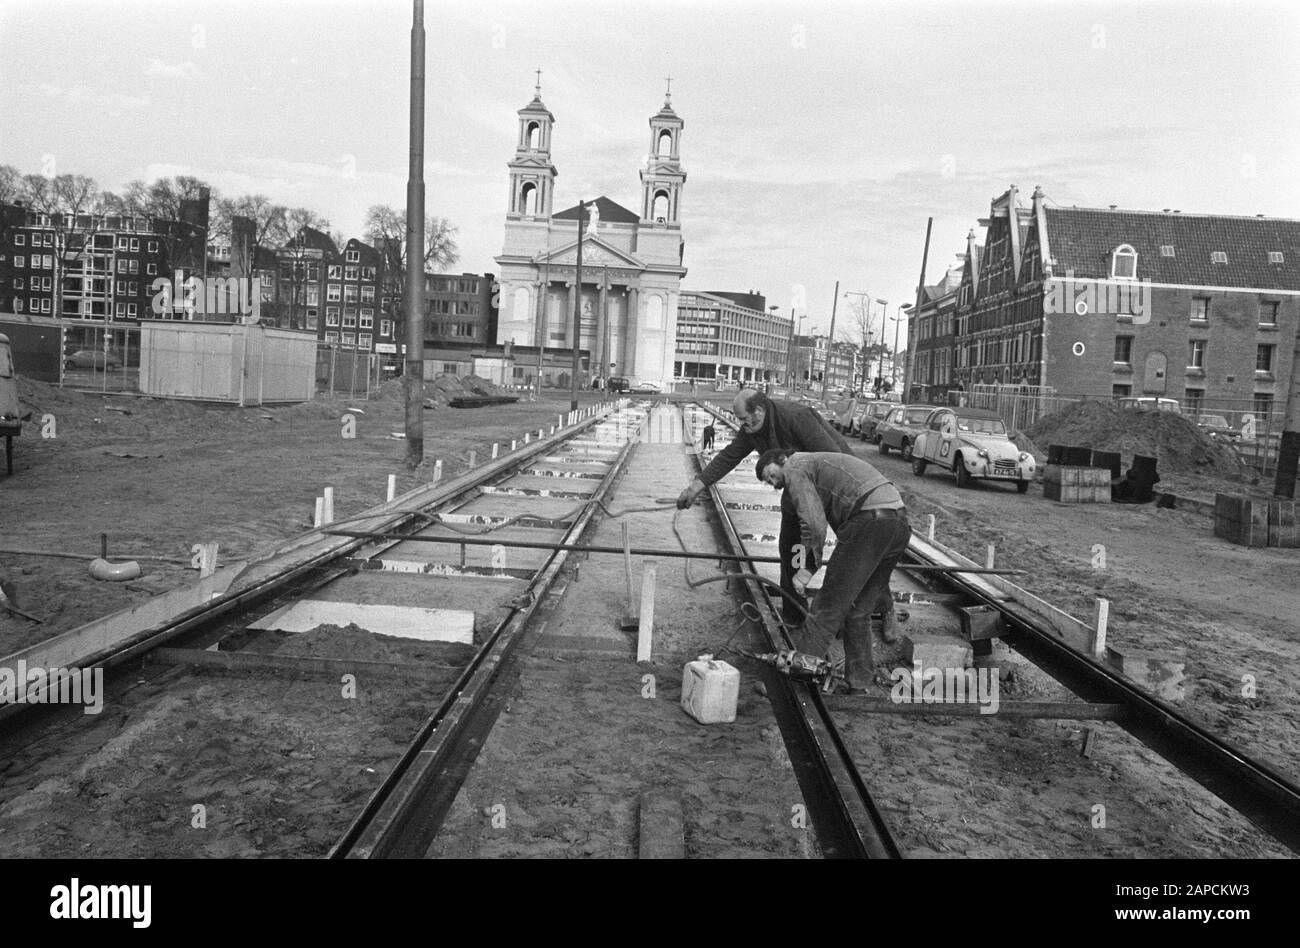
[678,388,910,691]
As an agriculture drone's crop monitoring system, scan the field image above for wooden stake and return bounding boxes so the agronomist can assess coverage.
[928,514,935,542]
[986,544,995,569]
[1091,598,1110,658]
[433,459,442,482]
[386,474,397,502]
[637,561,657,663]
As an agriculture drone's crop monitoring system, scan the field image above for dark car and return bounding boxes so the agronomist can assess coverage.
[854,400,895,441]
[1195,413,1239,442]
[607,376,630,393]
[65,349,123,370]
[875,404,939,461]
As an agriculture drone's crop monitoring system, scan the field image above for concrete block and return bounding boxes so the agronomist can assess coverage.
[905,635,973,670]
[1112,650,1187,702]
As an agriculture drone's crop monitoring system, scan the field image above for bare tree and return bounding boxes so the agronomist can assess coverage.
[116,175,215,291]
[19,173,117,319]
[364,204,459,277]
[0,165,21,204]
[276,208,334,330]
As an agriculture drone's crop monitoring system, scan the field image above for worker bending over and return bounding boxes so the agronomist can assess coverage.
[677,389,853,625]
[756,449,911,692]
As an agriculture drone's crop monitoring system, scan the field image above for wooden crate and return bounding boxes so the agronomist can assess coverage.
[1268,499,1300,548]
[1044,466,1111,503]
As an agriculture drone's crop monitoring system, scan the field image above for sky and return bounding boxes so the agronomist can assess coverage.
[2,0,1298,349]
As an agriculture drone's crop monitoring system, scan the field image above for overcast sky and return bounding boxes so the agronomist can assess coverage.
[2,0,1297,345]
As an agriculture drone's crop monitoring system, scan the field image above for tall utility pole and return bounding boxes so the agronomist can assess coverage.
[403,0,426,468]
[906,217,933,402]
[535,221,550,397]
[891,304,903,391]
[820,280,839,401]
[570,199,586,411]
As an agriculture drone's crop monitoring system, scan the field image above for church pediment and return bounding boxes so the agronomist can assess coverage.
[540,237,644,270]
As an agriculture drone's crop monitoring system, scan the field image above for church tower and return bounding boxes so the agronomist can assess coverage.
[639,84,686,225]
[507,77,557,218]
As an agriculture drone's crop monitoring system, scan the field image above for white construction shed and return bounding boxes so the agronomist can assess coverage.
[139,321,317,405]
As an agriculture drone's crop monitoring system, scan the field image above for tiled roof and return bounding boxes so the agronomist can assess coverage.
[553,195,640,224]
[289,226,338,255]
[1043,207,1300,290]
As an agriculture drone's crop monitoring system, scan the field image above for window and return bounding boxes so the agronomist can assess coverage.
[14,255,24,268]
[116,236,129,250]
[1185,388,1204,412]
[325,307,339,327]
[359,309,373,328]
[344,266,358,281]
[361,286,374,303]
[41,298,51,313]
[13,234,23,246]
[344,285,358,302]
[325,331,339,343]
[1190,298,1209,323]
[361,266,376,281]
[1114,336,1133,364]
[1253,393,1274,417]
[358,333,372,349]
[115,302,125,316]
[305,311,318,330]
[1268,251,1284,264]
[148,240,158,253]
[130,238,139,252]
[1110,244,1138,280]
[13,278,23,290]
[328,264,342,279]
[327,284,340,301]
[443,363,459,375]
[29,297,39,311]
[306,286,319,306]
[126,303,137,317]
[1188,339,1206,369]
[117,259,128,273]
[1260,301,1278,326]
[128,260,138,274]
[341,332,356,345]
[1159,245,1175,257]
[346,249,360,263]
[129,282,138,295]
[147,263,157,275]
[1210,251,1228,264]
[342,311,357,328]
[380,319,393,337]
[1257,345,1275,373]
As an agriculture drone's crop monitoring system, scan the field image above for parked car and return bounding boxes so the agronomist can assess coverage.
[1118,396,1181,414]
[630,380,660,394]
[854,400,895,441]
[875,405,939,460]
[64,348,123,370]
[607,376,630,393]
[911,406,1035,492]
[1195,413,1239,442]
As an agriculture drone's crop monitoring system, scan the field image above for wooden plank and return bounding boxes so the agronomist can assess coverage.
[149,647,457,682]
[638,791,686,859]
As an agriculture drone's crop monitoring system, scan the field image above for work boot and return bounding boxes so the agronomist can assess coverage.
[880,609,899,644]
[842,628,874,691]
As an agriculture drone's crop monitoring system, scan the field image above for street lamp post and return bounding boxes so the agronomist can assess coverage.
[890,303,907,393]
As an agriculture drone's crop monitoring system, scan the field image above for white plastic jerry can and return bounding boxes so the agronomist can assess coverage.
[681,655,740,724]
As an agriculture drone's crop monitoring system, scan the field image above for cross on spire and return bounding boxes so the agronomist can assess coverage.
[534,68,542,96]
[664,74,672,104]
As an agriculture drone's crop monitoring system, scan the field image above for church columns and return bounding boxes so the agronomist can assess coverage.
[595,272,609,375]
[564,282,576,347]
[624,286,639,377]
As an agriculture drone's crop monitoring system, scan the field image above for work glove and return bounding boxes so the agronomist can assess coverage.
[792,568,813,595]
[676,483,702,509]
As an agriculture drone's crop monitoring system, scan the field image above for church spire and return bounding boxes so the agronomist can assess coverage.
[640,89,686,226]
[507,76,557,218]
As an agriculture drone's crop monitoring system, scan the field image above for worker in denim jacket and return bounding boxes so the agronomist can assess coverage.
[755,449,911,691]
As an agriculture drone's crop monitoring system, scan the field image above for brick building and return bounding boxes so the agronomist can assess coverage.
[917,185,1300,420]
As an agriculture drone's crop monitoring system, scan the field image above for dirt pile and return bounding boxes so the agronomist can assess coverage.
[1024,401,1248,479]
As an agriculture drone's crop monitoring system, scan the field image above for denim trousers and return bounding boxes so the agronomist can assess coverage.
[795,510,912,684]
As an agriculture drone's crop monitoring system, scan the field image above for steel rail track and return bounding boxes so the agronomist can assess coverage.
[330,429,640,858]
[688,400,903,859]
[692,394,1300,855]
[905,543,1300,855]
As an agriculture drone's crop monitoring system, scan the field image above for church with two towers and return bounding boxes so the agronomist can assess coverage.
[494,83,688,388]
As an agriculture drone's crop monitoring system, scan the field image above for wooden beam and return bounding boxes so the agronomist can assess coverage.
[148,647,458,683]
[636,561,657,663]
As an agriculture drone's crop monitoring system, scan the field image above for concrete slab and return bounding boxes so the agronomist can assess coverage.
[250,600,475,643]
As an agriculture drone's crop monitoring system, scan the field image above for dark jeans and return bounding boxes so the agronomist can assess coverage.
[779,491,815,623]
[795,510,912,685]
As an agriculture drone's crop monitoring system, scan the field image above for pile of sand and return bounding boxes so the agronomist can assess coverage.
[1023,400,1248,479]
[373,373,506,408]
